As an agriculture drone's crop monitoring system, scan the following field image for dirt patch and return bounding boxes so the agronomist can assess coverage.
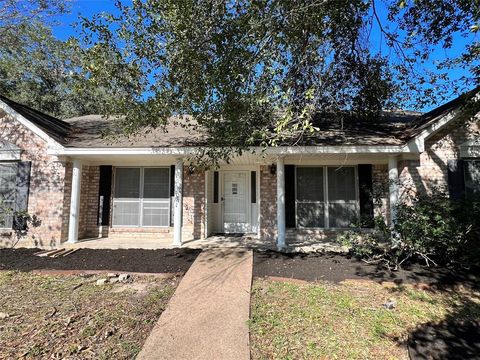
[254,250,480,289]
[0,248,201,273]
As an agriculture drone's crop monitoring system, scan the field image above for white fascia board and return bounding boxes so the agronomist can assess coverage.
[264,145,407,154]
[48,144,409,156]
[403,108,461,153]
[47,147,198,156]
[0,99,65,150]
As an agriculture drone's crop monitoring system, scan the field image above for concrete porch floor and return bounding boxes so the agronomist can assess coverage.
[60,234,347,253]
[62,234,275,250]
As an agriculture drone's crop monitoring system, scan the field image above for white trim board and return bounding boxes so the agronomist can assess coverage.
[49,144,411,157]
[0,99,65,150]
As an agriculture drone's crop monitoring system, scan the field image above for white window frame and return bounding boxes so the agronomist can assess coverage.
[295,165,360,230]
[112,166,171,228]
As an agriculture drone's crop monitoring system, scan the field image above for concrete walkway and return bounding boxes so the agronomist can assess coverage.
[137,248,253,360]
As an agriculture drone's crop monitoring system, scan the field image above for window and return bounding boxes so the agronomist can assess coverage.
[296,166,358,228]
[0,163,16,228]
[213,171,219,203]
[296,167,325,227]
[327,167,357,228]
[112,167,170,227]
[251,171,257,203]
[465,160,480,199]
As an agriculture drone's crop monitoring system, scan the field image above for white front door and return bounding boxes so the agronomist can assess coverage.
[223,171,249,233]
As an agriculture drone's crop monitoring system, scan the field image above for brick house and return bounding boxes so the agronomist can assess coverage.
[0,91,479,249]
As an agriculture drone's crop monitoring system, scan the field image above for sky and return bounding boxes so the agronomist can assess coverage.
[50,0,476,112]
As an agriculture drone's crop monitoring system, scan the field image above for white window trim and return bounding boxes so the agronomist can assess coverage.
[112,166,171,228]
[295,165,360,230]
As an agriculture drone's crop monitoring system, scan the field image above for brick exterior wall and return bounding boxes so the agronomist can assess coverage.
[2,106,477,248]
[78,165,101,239]
[259,165,277,241]
[372,164,390,222]
[182,167,205,240]
[0,110,70,247]
[398,116,480,199]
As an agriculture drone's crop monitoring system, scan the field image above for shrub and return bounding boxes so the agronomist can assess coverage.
[338,192,480,269]
[0,202,41,248]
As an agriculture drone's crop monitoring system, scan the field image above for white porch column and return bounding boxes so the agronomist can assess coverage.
[173,158,184,247]
[276,156,286,250]
[388,155,399,225]
[68,159,82,243]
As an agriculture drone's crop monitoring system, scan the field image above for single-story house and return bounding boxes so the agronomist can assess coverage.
[0,90,479,249]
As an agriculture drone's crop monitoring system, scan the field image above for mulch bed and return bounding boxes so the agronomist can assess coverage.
[0,247,201,274]
[254,250,480,289]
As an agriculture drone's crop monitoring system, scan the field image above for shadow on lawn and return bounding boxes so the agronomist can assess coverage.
[407,296,480,360]
[353,262,480,291]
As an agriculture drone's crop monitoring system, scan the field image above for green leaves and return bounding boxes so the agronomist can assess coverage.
[78,0,401,164]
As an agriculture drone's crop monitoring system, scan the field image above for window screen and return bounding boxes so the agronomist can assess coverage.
[143,168,169,199]
[114,168,140,198]
[0,163,16,228]
[465,160,480,199]
[296,167,324,227]
[112,201,140,226]
[327,167,357,228]
[296,167,324,201]
[113,167,171,227]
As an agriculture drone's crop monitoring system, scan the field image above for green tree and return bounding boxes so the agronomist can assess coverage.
[78,0,478,163]
[0,0,70,42]
[0,0,115,118]
[0,23,112,118]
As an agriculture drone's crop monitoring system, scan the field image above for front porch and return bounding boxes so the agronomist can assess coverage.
[54,150,403,252]
[61,232,348,253]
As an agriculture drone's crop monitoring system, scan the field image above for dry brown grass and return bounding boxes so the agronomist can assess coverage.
[0,271,181,359]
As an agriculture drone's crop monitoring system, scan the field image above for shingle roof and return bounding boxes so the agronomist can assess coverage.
[63,114,208,148]
[1,89,476,148]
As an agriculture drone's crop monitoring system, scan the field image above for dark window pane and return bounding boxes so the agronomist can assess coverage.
[328,167,356,201]
[251,171,257,203]
[297,203,325,227]
[296,167,324,201]
[328,203,356,228]
[213,171,219,203]
[0,163,16,228]
[114,168,140,198]
[143,168,170,199]
[465,161,480,198]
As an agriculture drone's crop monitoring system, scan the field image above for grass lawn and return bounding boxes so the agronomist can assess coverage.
[250,278,480,360]
[0,271,180,359]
